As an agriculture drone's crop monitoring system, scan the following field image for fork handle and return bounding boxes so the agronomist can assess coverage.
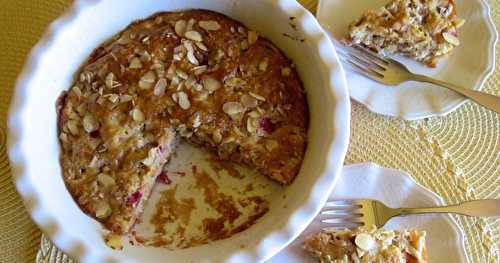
[414,75,500,114]
[397,199,500,217]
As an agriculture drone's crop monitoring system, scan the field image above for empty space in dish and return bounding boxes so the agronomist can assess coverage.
[131,141,282,249]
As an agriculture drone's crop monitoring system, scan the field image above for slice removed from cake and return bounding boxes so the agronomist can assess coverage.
[303,225,428,263]
[346,0,465,67]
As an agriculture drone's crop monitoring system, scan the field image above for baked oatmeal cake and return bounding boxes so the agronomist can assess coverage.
[303,225,428,263]
[58,10,308,234]
[346,0,465,67]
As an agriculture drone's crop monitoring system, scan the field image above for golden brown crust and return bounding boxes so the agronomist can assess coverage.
[346,0,465,67]
[58,9,308,234]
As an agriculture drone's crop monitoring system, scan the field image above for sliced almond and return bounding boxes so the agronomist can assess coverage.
[199,20,221,31]
[83,114,99,133]
[107,94,119,104]
[246,117,256,133]
[105,72,115,88]
[119,94,133,103]
[175,69,189,80]
[248,31,258,45]
[212,129,222,144]
[241,94,258,108]
[175,20,187,36]
[225,77,247,88]
[355,233,376,251]
[76,103,87,116]
[185,30,203,42]
[139,71,156,89]
[195,42,208,52]
[130,108,145,122]
[129,57,143,69]
[202,76,221,93]
[193,65,208,75]
[97,173,116,189]
[177,91,191,110]
[187,51,199,65]
[249,91,266,101]
[442,32,460,46]
[154,78,167,96]
[95,200,112,219]
[66,120,79,136]
[72,85,82,97]
[223,102,245,115]
[191,113,202,128]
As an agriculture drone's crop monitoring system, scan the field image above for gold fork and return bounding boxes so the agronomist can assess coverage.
[337,44,500,114]
[319,198,500,228]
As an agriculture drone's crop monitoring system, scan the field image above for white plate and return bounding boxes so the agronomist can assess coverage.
[269,163,469,263]
[317,0,498,120]
[8,0,351,262]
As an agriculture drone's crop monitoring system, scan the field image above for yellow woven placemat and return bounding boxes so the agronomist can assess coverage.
[0,0,498,262]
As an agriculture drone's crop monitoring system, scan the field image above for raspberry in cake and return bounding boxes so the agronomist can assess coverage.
[346,0,465,67]
[303,225,428,263]
[58,10,308,234]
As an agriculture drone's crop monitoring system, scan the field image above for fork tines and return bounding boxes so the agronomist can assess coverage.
[336,44,389,81]
[319,200,364,228]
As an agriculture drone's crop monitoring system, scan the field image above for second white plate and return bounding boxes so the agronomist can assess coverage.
[268,163,469,263]
[317,0,497,120]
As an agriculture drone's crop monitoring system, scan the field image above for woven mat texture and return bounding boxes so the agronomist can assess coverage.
[0,0,498,262]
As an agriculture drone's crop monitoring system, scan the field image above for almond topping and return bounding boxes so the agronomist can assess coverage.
[241,94,258,108]
[83,114,99,133]
[130,108,145,122]
[129,57,143,69]
[185,30,203,42]
[246,117,256,133]
[249,92,266,101]
[175,69,189,80]
[105,72,115,88]
[355,233,376,251]
[97,173,115,189]
[66,120,79,136]
[154,78,167,96]
[139,71,156,89]
[202,76,221,93]
[177,91,191,110]
[175,20,187,36]
[187,51,199,65]
[195,41,208,51]
[199,20,221,31]
[212,129,222,144]
[95,200,112,219]
[72,85,82,97]
[442,32,460,46]
[223,102,245,115]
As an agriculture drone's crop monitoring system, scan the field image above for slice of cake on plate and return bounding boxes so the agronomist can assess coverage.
[303,225,428,263]
[346,0,465,67]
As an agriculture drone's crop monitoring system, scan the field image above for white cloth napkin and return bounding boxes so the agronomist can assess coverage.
[267,163,468,263]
